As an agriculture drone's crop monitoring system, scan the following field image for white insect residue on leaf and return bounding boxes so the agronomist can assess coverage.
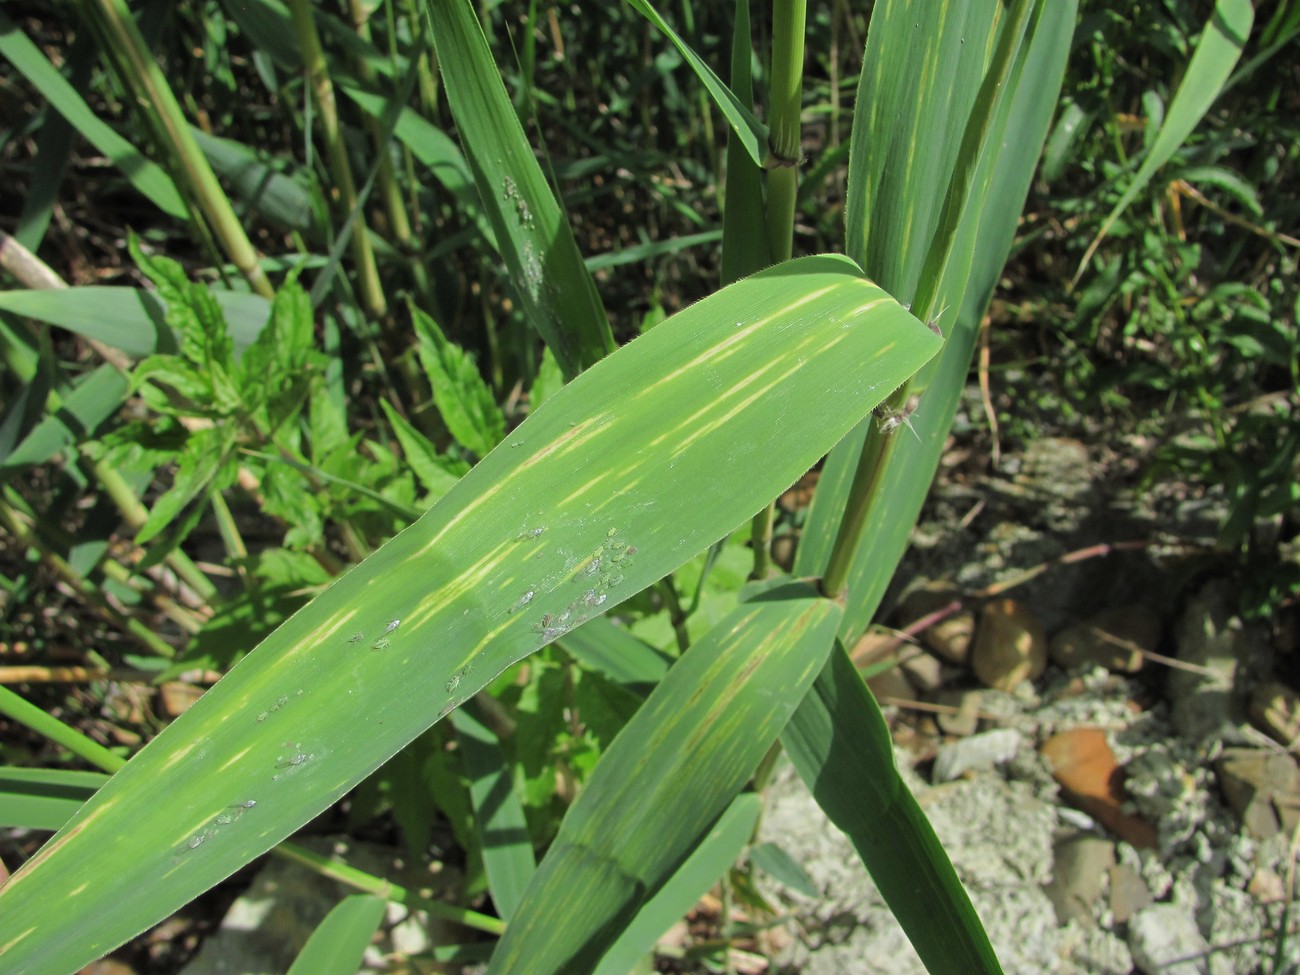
[384,619,401,634]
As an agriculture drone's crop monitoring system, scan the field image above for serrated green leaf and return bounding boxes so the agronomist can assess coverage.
[135,427,233,545]
[529,347,565,411]
[410,306,506,457]
[379,401,463,500]
[0,255,939,975]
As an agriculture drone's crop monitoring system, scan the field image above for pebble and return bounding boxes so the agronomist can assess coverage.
[932,728,1022,782]
[1045,834,1115,924]
[1127,903,1210,975]
[972,598,1048,692]
[1215,748,1300,839]
[1041,728,1158,850]
[1049,605,1159,673]
[898,583,973,665]
[1249,679,1300,746]
[1169,579,1269,742]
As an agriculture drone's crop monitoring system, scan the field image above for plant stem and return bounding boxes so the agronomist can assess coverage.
[80,0,273,299]
[345,0,434,306]
[288,0,388,322]
[0,684,127,772]
[820,0,1038,602]
[764,0,806,262]
[275,841,507,935]
[749,0,807,578]
[818,414,899,601]
[0,493,181,658]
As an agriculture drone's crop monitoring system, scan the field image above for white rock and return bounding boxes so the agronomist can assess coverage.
[932,728,1023,782]
[1128,903,1209,975]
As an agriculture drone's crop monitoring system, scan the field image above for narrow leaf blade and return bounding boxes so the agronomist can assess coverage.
[426,0,614,377]
[488,595,841,975]
[782,644,1003,975]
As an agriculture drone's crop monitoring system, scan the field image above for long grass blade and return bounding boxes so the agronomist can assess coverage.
[285,895,387,975]
[425,0,614,378]
[0,287,272,358]
[782,643,1003,974]
[0,255,938,975]
[0,10,186,219]
[488,595,840,975]
[1074,0,1254,283]
[796,0,1076,639]
[592,793,761,975]
[0,768,107,831]
[625,0,768,170]
[451,704,537,920]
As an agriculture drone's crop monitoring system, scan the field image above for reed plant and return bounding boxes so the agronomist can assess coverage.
[7,1,1267,972]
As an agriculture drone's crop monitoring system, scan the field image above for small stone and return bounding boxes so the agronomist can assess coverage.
[972,598,1048,692]
[898,583,974,665]
[866,666,914,706]
[1046,835,1115,924]
[850,630,896,670]
[932,728,1022,782]
[899,650,944,693]
[1128,903,1210,975]
[1108,863,1152,923]
[1050,605,1160,673]
[1249,680,1300,746]
[1247,867,1285,904]
[1169,579,1270,741]
[158,681,204,718]
[1216,748,1300,839]
[934,688,983,737]
[1041,728,1158,850]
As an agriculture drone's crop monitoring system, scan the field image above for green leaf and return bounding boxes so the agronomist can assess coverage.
[488,595,841,974]
[0,365,129,477]
[624,0,769,172]
[285,894,387,975]
[0,768,107,831]
[135,427,233,545]
[0,255,939,975]
[1075,0,1254,280]
[425,0,614,378]
[529,347,565,411]
[452,704,537,920]
[557,617,672,696]
[0,10,187,219]
[0,288,271,359]
[593,793,762,975]
[719,0,769,285]
[783,644,1003,974]
[797,0,1077,640]
[410,306,506,457]
[748,840,817,898]
[191,127,316,232]
[379,401,464,500]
